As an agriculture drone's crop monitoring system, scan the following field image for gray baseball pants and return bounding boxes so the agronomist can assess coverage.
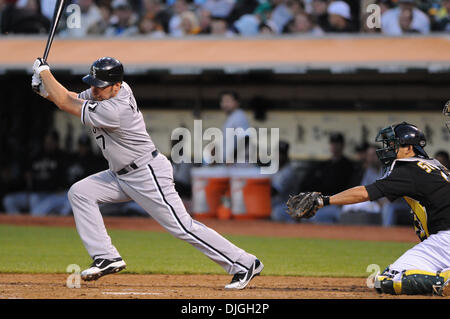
[68,153,256,274]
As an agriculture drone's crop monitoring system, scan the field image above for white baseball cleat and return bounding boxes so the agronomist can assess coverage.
[81,257,126,281]
[225,259,264,290]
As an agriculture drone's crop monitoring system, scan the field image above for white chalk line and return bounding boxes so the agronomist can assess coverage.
[102,291,163,296]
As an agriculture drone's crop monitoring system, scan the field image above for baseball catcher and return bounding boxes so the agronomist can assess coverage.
[287,122,450,296]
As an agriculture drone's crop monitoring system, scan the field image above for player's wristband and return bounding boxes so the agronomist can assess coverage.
[322,196,330,206]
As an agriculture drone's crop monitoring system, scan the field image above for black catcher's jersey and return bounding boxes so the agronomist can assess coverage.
[365,157,450,241]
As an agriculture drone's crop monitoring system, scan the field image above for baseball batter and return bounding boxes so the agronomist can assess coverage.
[286,122,450,296]
[31,57,263,289]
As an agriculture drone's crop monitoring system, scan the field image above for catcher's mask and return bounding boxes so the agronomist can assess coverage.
[444,100,450,134]
[375,122,428,167]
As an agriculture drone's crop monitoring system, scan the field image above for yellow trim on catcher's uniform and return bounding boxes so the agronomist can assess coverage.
[439,269,450,281]
[404,197,429,239]
[393,281,402,295]
[403,270,436,277]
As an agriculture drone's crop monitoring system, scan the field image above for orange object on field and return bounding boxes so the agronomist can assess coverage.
[230,167,272,220]
[216,190,232,220]
[191,167,230,219]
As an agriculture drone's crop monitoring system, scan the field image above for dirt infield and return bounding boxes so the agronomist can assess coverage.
[0,215,445,299]
[0,273,440,300]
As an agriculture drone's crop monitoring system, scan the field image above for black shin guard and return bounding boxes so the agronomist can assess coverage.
[376,269,450,295]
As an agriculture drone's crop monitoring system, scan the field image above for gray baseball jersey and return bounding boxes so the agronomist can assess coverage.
[78,82,156,172]
[70,82,257,275]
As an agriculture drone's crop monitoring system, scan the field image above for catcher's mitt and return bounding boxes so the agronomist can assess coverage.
[286,192,329,219]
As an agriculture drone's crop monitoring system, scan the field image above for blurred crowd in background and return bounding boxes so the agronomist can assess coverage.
[1,0,450,37]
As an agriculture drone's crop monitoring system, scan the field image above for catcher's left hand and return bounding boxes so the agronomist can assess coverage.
[286,192,329,220]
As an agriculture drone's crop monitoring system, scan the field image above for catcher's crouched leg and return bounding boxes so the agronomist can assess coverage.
[375,268,450,296]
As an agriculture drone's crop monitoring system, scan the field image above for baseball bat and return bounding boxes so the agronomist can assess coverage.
[42,0,66,62]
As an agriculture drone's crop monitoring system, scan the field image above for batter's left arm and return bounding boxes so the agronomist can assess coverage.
[33,58,85,117]
[68,92,79,99]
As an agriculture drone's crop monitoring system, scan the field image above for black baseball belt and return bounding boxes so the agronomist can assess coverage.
[116,150,159,175]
